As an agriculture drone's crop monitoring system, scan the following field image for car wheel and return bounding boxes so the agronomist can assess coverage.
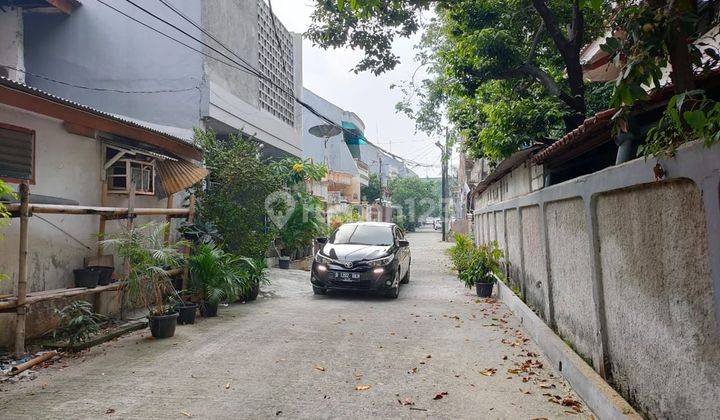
[312,286,326,295]
[400,268,410,284]
[385,285,399,299]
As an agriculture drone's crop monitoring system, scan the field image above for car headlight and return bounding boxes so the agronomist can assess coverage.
[367,254,394,267]
[315,253,333,265]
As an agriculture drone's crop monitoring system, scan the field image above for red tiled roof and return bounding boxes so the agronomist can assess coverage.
[531,108,616,165]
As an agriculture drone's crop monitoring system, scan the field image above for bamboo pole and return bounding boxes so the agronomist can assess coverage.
[164,193,174,245]
[97,183,108,257]
[14,182,29,358]
[5,203,190,217]
[10,351,57,375]
[181,194,196,291]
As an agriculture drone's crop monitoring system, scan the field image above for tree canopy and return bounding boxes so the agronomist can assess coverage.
[309,1,611,162]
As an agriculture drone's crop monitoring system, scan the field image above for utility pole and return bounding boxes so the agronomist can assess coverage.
[436,129,449,242]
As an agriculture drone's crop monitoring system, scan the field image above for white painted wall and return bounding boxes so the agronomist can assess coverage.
[0,104,181,295]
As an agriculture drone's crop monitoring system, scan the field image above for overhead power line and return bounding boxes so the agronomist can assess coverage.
[97,0,426,168]
[0,64,198,94]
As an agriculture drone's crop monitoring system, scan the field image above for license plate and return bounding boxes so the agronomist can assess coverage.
[335,272,360,280]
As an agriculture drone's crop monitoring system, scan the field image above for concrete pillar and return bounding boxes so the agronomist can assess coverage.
[0,7,25,83]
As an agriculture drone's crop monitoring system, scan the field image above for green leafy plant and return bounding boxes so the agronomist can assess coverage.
[178,218,222,246]
[0,179,16,282]
[100,222,187,316]
[330,207,361,231]
[446,233,475,274]
[53,300,106,348]
[189,243,248,305]
[458,242,504,288]
[194,129,282,259]
[270,157,329,257]
[238,257,269,289]
[641,90,720,158]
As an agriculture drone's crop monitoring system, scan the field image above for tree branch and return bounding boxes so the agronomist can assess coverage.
[531,0,569,52]
[527,22,545,63]
[570,0,584,50]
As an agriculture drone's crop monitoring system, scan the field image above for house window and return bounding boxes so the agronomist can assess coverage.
[107,157,155,195]
[0,123,35,183]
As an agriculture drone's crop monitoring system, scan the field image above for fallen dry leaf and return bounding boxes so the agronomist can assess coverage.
[224,383,230,389]
[314,365,326,372]
[539,384,556,389]
[425,354,432,359]
[433,391,448,400]
[355,384,371,391]
[180,411,192,417]
[480,368,497,376]
[407,367,418,374]
[398,397,414,406]
[105,408,116,415]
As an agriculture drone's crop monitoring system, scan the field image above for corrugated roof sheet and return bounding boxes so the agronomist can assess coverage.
[473,145,544,196]
[0,76,199,151]
[156,159,209,195]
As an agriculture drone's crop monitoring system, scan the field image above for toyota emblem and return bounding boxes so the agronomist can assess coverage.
[344,261,353,268]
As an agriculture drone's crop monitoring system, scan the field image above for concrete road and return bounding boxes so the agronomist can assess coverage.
[0,230,591,419]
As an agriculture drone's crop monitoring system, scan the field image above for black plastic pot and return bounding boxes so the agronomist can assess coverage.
[73,268,99,289]
[88,266,113,286]
[148,312,179,339]
[200,300,219,317]
[175,303,198,325]
[278,258,290,269]
[240,283,260,302]
[475,281,494,298]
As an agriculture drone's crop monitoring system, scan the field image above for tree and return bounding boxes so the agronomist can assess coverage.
[387,176,439,231]
[361,173,383,202]
[603,0,720,156]
[194,129,282,259]
[309,0,610,136]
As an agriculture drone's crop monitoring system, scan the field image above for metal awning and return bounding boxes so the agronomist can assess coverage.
[156,159,209,195]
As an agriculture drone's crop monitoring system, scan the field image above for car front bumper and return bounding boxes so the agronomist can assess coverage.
[310,261,399,292]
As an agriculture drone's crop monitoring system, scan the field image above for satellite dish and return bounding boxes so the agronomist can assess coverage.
[309,124,342,139]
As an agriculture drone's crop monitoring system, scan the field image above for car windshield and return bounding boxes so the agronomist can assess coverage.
[330,224,394,246]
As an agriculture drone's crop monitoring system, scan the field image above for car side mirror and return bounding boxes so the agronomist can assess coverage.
[316,237,328,244]
[399,240,410,247]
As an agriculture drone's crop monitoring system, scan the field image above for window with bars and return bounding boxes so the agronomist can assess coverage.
[257,0,296,127]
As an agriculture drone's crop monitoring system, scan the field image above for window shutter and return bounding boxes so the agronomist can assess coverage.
[0,126,34,181]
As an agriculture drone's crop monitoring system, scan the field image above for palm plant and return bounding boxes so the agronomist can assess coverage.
[189,243,248,306]
[100,222,187,316]
[53,300,106,348]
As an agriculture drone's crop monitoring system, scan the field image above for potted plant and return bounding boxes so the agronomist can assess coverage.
[170,294,198,325]
[458,242,503,298]
[189,243,245,317]
[237,257,268,302]
[100,222,187,339]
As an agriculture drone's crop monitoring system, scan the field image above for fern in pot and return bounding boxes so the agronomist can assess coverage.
[100,222,187,338]
[189,243,246,317]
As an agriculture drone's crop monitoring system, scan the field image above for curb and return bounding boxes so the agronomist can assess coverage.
[494,278,640,420]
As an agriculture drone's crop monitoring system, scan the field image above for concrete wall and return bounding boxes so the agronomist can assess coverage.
[23,1,204,131]
[596,180,720,418]
[519,205,547,318]
[0,104,183,347]
[545,198,595,360]
[473,140,720,417]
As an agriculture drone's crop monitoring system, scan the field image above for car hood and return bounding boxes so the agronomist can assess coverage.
[321,243,392,262]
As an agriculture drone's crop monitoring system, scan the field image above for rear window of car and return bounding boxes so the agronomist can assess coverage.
[330,224,394,246]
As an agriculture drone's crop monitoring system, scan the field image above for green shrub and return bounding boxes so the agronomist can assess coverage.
[446,233,475,273]
[194,129,282,259]
[457,241,504,289]
[189,243,248,305]
[53,300,106,348]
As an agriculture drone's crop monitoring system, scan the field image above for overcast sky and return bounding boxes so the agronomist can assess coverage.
[271,1,443,178]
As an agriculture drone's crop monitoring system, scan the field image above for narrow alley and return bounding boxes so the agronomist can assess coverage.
[0,230,589,419]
